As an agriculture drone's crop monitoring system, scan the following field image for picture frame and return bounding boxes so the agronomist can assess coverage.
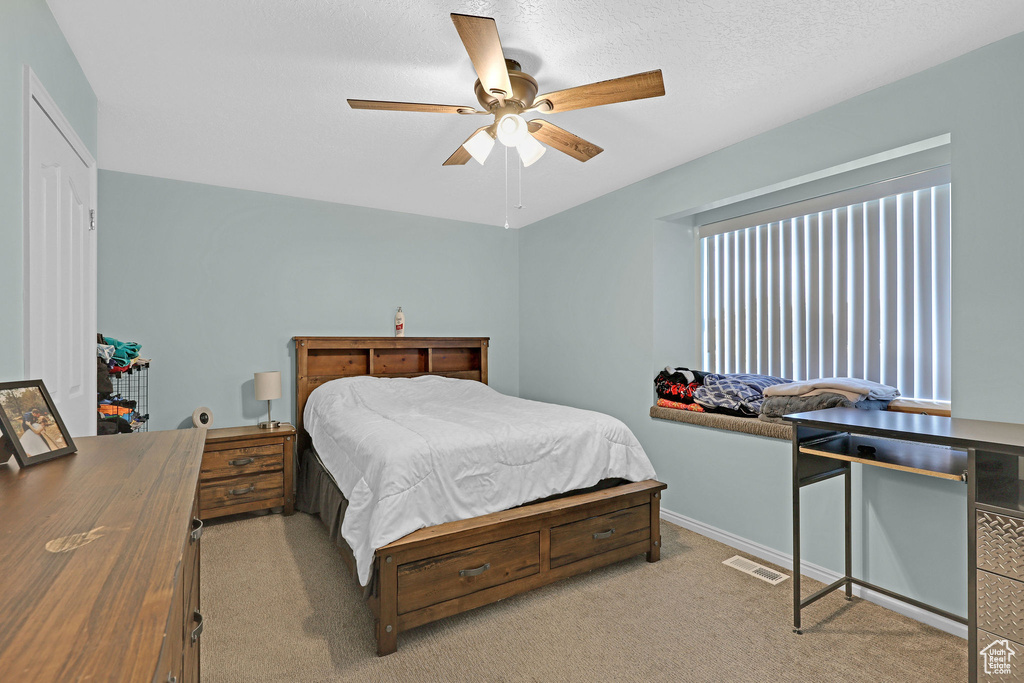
[0,380,76,467]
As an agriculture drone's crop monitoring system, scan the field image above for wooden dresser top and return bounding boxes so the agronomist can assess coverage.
[0,428,206,682]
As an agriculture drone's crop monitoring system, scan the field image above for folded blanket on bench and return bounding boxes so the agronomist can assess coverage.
[763,377,899,401]
[760,392,891,418]
[694,373,791,416]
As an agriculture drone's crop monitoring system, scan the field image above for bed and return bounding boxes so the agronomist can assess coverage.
[294,336,666,655]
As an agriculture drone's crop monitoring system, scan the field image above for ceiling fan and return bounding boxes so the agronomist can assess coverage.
[348,13,666,168]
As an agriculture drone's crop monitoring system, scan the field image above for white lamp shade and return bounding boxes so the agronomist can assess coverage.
[517,134,546,167]
[254,371,282,401]
[463,128,495,165]
[496,114,528,146]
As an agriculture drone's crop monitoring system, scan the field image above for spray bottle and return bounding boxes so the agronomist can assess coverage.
[395,307,405,337]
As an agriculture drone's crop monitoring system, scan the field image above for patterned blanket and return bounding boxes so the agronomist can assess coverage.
[694,373,791,416]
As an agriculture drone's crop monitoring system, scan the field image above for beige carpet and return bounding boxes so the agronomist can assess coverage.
[200,513,966,682]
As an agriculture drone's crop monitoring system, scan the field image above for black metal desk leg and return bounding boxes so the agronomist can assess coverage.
[793,440,803,634]
[845,467,852,600]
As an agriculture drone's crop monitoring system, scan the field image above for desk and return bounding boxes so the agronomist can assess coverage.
[785,408,1024,683]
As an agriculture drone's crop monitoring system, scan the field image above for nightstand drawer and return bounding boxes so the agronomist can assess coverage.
[205,436,284,452]
[200,471,284,515]
[201,443,283,480]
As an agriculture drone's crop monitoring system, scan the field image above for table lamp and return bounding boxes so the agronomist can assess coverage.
[254,371,282,429]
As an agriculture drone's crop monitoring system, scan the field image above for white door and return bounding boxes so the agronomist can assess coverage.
[24,67,97,437]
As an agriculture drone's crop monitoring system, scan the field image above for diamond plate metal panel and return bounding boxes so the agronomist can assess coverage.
[979,511,1024,582]
[979,570,1024,645]
[977,629,1024,682]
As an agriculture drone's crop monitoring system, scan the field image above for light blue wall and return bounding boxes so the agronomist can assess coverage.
[520,31,1024,618]
[0,0,97,381]
[97,171,519,431]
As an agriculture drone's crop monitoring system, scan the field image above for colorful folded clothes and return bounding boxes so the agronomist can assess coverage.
[98,404,134,417]
[656,398,706,412]
[102,335,142,367]
[654,367,711,404]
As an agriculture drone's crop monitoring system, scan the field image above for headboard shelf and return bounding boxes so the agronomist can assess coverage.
[293,337,489,451]
[297,337,488,349]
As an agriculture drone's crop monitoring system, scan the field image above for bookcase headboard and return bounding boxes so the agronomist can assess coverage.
[292,336,489,451]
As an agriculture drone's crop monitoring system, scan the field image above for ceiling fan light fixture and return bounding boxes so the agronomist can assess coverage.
[517,134,546,167]
[463,128,495,164]
[496,114,528,146]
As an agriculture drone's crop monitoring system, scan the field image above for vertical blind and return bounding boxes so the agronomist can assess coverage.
[700,167,951,401]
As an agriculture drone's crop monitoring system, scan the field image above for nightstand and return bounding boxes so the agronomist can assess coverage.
[199,423,296,520]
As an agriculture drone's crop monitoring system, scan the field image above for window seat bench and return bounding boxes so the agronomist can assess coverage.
[649,406,793,441]
[650,398,950,441]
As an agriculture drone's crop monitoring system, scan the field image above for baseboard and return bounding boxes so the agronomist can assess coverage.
[660,507,967,640]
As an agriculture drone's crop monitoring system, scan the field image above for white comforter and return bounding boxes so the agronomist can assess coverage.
[304,376,657,585]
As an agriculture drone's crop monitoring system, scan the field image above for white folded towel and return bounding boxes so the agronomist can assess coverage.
[763,377,900,401]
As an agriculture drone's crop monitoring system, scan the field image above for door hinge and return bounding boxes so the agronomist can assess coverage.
[89,209,96,231]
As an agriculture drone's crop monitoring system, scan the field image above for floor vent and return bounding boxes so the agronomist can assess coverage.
[723,555,789,585]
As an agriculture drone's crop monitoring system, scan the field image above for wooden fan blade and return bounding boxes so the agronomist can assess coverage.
[450,14,513,101]
[443,146,472,166]
[348,99,482,114]
[527,120,603,162]
[533,69,665,114]
[443,125,492,166]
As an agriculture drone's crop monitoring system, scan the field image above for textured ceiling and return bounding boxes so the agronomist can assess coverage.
[47,1,1024,228]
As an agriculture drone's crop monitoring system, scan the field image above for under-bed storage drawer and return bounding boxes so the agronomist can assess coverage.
[978,569,1024,645]
[199,471,284,516]
[397,533,540,614]
[549,503,650,569]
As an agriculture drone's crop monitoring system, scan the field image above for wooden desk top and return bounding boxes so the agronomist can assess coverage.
[786,407,1024,454]
[0,429,205,682]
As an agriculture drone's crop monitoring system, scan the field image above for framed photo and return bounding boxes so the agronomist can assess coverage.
[0,380,76,467]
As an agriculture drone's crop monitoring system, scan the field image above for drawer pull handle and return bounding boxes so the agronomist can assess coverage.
[459,562,491,578]
[229,457,254,466]
[229,484,255,496]
[593,528,616,540]
[190,518,203,543]
[191,610,204,643]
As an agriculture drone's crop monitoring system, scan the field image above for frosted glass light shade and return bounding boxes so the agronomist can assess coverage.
[463,128,495,165]
[516,134,546,167]
[254,371,282,400]
[496,114,528,146]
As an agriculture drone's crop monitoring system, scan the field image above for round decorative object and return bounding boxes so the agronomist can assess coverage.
[192,407,213,428]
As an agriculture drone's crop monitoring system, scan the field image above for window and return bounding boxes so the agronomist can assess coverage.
[699,167,951,401]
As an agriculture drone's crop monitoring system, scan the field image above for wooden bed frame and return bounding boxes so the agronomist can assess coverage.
[294,336,666,655]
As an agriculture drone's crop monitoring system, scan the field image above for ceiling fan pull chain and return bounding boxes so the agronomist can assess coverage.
[515,151,523,210]
[504,144,510,229]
